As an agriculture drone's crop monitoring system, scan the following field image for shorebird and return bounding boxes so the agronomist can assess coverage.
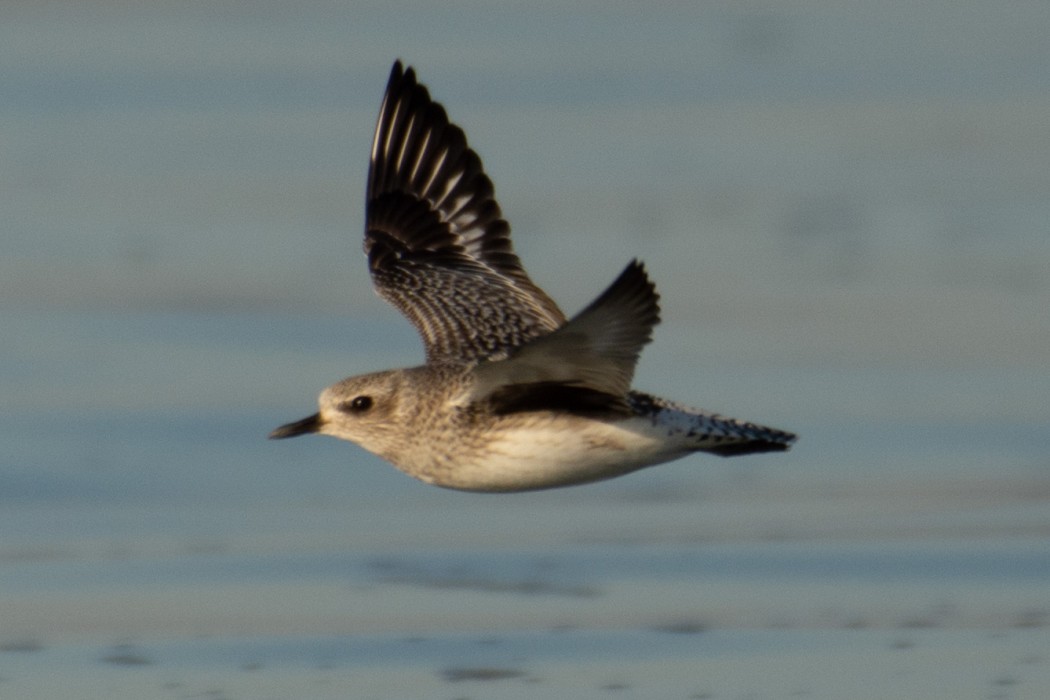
[270,61,796,492]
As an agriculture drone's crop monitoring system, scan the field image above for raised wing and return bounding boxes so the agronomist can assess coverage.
[473,261,661,415]
[366,61,565,364]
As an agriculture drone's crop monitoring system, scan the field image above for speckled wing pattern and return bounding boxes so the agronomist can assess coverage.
[366,61,566,364]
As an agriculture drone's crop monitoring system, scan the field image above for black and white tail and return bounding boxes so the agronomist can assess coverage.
[629,392,796,457]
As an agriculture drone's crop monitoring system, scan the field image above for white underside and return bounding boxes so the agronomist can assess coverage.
[413,415,693,492]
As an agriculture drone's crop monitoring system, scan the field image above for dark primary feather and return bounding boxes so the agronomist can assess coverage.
[365,61,565,364]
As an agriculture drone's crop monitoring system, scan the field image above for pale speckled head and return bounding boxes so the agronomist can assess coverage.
[269,369,408,462]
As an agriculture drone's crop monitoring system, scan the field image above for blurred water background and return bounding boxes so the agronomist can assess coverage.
[2,2,1049,698]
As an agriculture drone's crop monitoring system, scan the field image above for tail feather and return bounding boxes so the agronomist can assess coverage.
[703,435,794,457]
[628,391,796,457]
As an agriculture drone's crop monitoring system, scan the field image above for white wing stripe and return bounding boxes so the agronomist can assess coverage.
[409,129,432,184]
[421,148,448,198]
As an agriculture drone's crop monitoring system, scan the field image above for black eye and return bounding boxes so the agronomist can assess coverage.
[340,395,373,413]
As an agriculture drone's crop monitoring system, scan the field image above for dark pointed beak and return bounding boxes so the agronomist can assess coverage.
[269,413,323,439]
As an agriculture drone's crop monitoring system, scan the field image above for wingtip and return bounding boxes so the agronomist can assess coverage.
[386,59,412,91]
[611,259,661,327]
[623,259,655,289]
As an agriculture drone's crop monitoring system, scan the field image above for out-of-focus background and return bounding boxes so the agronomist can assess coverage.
[2,2,1048,698]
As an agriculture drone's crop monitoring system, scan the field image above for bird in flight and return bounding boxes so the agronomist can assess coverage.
[270,61,796,492]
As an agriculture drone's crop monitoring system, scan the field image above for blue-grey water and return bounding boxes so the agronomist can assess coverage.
[2,3,1049,698]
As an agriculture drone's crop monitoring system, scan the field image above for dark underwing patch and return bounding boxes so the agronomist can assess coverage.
[487,381,629,418]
